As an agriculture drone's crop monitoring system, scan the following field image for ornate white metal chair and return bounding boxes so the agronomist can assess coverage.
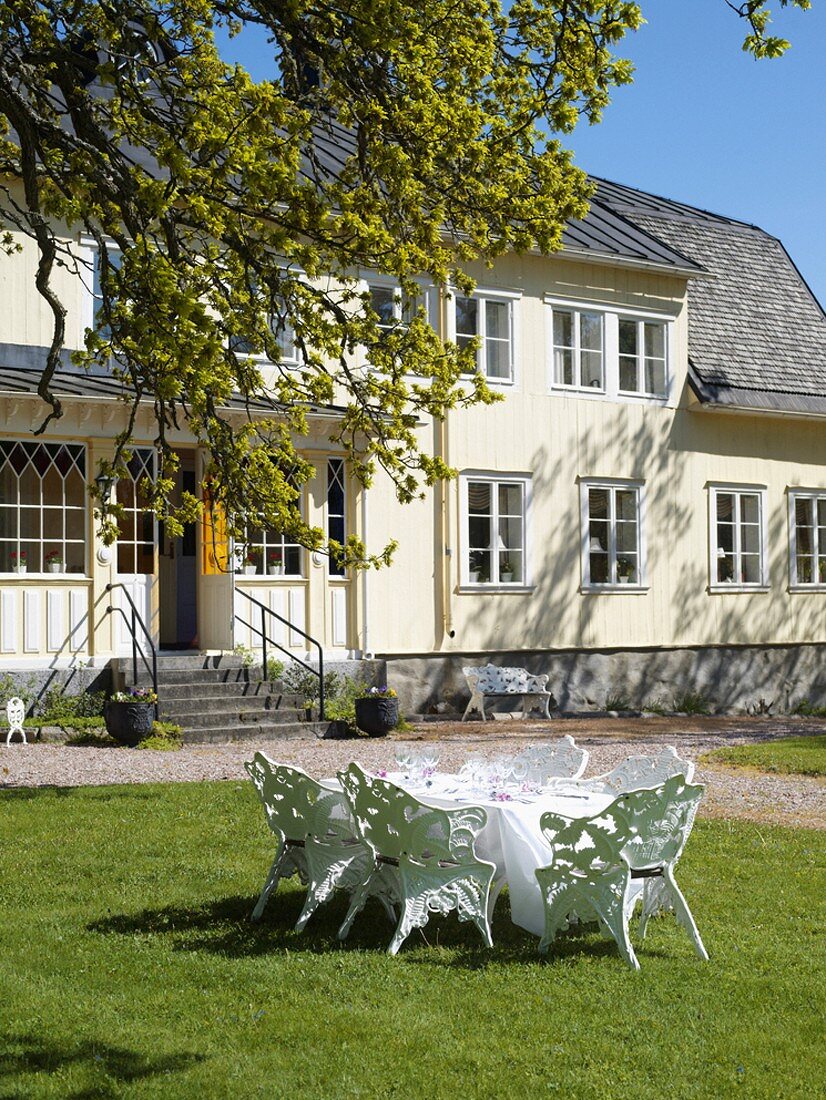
[337,762,497,955]
[245,753,395,932]
[5,697,27,745]
[513,736,589,781]
[580,745,694,793]
[535,774,708,970]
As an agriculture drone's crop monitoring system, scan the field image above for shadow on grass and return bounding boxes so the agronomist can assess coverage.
[0,1033,205,1096]
[87,890,664,969]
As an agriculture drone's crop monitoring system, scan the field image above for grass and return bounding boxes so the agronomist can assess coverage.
[702,734,826,777]
[1,783,824,1099]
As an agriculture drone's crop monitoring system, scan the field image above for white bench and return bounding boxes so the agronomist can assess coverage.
[462,664,552,721]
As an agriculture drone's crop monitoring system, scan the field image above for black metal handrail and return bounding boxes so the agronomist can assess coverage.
[234,587,325,720]
[104,582,159,702]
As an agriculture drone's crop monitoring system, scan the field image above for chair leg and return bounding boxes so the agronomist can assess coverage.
[388,896,425,956]
[487,875,506,922]
[251,845,288,922]
[337,875,375,941]
[590,876,639,971]
[663,868,709,961]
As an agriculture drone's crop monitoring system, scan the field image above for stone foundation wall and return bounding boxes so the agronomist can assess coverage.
[0,665,112,715]
[383,644,826,717]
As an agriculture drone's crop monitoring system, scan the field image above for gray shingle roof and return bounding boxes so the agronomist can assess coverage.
[594,177,826,413]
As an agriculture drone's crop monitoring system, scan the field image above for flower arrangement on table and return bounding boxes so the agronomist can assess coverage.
[110,687,158,704]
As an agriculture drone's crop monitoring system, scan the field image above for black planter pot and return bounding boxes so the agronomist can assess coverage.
[104,701,155,746]
[354,697,399,738]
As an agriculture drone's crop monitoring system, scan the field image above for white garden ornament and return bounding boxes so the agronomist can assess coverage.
[337,762,497,955]
[245,753,396,931]
[5,697,26,745]
[535,774,708,970]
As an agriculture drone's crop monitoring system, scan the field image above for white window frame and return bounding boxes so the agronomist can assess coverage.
[459,471,531,589]
[787,487,826,590]
[449,286,520,385]
[546,295,675,405]
[579,477,647,592]
[550,306,605,392]
[708,483,769,592]
[617,315,668,399]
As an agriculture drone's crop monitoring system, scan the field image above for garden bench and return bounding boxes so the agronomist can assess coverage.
[462,664,552,721]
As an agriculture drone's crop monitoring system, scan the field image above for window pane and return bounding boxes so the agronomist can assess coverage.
[20,541,40,572]
[503,550,522,583]
[717,553,735,582]
[588,488,609,521]
[498,483,522,516]
[485,300,509,340]
[717,524,734,554]
[818,498,826,527]
[136,543,154,575]
[589,552,609,583]
[455,297,478,337]
[644,358,666,396]
[580,312,602,351]
[43,509,63,539]
[485,338,510,379]
[619,356,637,391]
[468,482,491,515]
[741,554,761,584]
[581,351,602,389]
[19,465,39,506]
[498,516,522,552]
[644,322,665,358]
[818,556,826,584]
[588,521,609,553]
[554,348,573,386]
[616,491,636,521]
[619,319,637,356]
[469,550,491,581]
[0,508,17,538]
[716,493,734,522]
[741,523,761,554]
[740,494,759,524]
[468,516,491,548]
[553,311,573,347]
[616,521,638,553]
[370,286,396,329]
[64,468,85,509]
[617,553,637,582]
[796,511,813,555]
[19,508,40,539]
[797,556,814,583]
[117,544,133,573]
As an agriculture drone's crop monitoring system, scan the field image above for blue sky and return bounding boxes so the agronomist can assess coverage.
[216,1,826,304]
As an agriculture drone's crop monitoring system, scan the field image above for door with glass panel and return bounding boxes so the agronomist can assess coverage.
[114,449,157,655]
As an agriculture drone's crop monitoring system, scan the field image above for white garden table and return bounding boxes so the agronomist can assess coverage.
[328,771,614,937]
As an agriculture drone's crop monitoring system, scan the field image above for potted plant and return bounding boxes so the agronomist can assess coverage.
[45,549,65,574]
[354,686,399,737]
[468,551,482,584]
[616,557,634,584]
[11,550,27,574]
[243,549,260,575]
[267,551,284,576]
[501,557,513,583]
[104,687,158,746]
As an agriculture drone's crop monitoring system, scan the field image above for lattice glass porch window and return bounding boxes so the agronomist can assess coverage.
[465,478,525,585]
[241,525,304,576]
[0,441,87,574]
[327,458,346,577]
[618,318,667,397]
[552,308,604,390]
[455,295,513,381]
[115,448,156,575]
[713,489,763,585]
[790,492,826,585]
[583,482,642,587]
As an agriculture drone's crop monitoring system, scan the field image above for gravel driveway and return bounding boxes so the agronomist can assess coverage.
[2,716,823,829]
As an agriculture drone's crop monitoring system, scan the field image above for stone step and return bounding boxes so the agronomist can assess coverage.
[150,680,280,701]
[181,720,331,744]
[132,667,258,687]
[159,690,303,716]
[159,706,309,731]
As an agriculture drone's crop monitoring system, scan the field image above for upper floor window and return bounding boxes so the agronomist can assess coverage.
[553,308,604,390]
[618,318,667,397]
[710,485,767,589]
[547,297,672,402]
[454,293,515,382]
[580,479,645,589]
[788,490,826,587]
[461,474,528,586]
[0,441,88,575]
[368,284,417,334]
[229,295,299,365]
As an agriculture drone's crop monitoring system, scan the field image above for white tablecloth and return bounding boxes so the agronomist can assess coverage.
[406,775,614,937]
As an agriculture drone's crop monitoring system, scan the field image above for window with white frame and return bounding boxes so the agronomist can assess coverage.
[115,448,156,575]
[552,308,604,390]
[455,294,514,381]
[327,458,346,577]
[547,298,671,401]
[368,283,417,334]
[618,317,667,397]
[462,475,527,586]
[229,295,299,364]
[239,525,303,576]
[581,480,643,588]
[710,486,766,587]
[789,490,826,586]
[0,441,88,574]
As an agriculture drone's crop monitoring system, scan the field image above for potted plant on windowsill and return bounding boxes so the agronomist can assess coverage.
[354,686,399,737]
[267,551,284,576]
[104,687,158,746]
[11,550,27,574]
[500,557,514,583]
[616,557,635,584]
[242,549,260,575]
[45,549,65,574]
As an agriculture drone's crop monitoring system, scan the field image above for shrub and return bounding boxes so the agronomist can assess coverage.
[41,688,106,720]
[265,657,285,682]
[642,696,670,715]
[672,691,711,715]
[136,721,183,751]
[790,699,826,718]
[604,693,631,712]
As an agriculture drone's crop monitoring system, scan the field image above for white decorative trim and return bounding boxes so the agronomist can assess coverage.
[47,590,64,652]
[1,590,17,653]
[69,589,88,651]
[23,590,40,652]
[288,589,306,648]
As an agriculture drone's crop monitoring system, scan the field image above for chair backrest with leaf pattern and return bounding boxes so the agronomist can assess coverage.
[245,753,356,846]
[339,762,482,866]
[539,800,634,880]
[516,736,589,781]
[617,775,704,871]
[586,746,694,793]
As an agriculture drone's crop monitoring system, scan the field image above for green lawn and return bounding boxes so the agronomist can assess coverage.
[1,782,824,1099]
[702,734,826,777]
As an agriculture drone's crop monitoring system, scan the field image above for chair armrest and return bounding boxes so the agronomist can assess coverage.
[525,673,549,692]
